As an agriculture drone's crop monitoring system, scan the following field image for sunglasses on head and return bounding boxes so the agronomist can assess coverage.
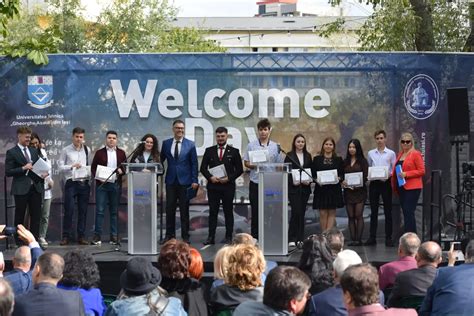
[401,140,412,144]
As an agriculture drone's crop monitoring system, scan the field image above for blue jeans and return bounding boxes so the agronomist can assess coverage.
[399,187,421,233]
[94,182,119,237]
[63,180,90,239]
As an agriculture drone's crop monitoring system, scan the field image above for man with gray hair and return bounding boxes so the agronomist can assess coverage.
[387,241,442,307]
[379,232,420,289]
[419,240,474,315]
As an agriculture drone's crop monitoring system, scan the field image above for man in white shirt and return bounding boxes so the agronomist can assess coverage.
[366,130,396,247]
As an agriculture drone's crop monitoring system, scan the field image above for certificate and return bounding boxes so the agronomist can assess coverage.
[32,158,50,177]
[248,150,269,164]
[95,165,116,183]
[317,169,338,185]
[291,168,312,184]
[345,172,363,188]
[209,164,227,179]
[72,166,91,181]
[368,166,389,180]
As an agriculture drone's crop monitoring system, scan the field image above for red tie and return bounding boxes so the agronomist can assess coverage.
[219,146,223,161]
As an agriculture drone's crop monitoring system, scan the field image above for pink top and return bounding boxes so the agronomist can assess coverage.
[349,304,417,316]
[378,256,417,290]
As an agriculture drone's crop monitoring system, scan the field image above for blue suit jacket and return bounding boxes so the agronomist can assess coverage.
[4,246,43,296]
[419,264,474,316]
[160,138,198,186]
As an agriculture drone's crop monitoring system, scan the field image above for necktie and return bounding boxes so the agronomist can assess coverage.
[174,140,180,160]
[23,147,31,163]
[219,146,224,161]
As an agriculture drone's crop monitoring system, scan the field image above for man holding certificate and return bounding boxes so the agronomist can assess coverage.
[5,127,45,240]
[366,130,397,247]
[91,130,127,245]
[244,119,283,240]
[200,127,243,245]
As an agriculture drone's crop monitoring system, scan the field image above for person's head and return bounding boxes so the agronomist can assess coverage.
[13,246,32,272]
[400,132,415,152]
[17,126,32,147]
[263,266,311,314]
[172,120,185,139]
[325,228,344,256]
[0,279,14,316]
[225,244,266,291]
[345,139,365,162]
[374,129,386,148]
[120,257,161,296]
[105,130,118,148]
[72,127,85,147]
[298,234,334,290]
[257,119,271,141]
[319,137,336,157]
[158,239,190,280]
[213,245,233,280]
[333,250,362,282]
[232,233,257,246]
[189,248,204,280]
[215,126,228,146]
[30,132,41,149]
[32,253,65,285]
[340,263,379,310]
[415,241,442,267]
[291,133,308,154]
[138,133,160,161]
[398,232,421,257]
[59,250,101,290]
[464,240,474,263]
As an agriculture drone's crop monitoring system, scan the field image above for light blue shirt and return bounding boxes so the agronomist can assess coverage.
[244,140,283,183]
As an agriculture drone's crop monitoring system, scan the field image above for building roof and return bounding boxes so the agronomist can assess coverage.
[172,16,367,32]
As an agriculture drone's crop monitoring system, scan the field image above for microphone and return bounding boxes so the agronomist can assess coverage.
[277,144,287,154]
[138,141,146,144]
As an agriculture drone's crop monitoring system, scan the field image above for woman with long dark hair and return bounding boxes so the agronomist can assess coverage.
[130,134,160,163]
[342,139,368,246]
[284,134,312,247]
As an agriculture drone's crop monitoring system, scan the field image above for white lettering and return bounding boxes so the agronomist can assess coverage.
[258,89,299,118]
[229,89,253,118]
[111,79,156,118]
[304,89,331,118]
[204,89,226,118]
[158,89,184,118]
[188,80,202,118]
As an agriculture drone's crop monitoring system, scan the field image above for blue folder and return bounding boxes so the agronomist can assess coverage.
[396,165,406,187]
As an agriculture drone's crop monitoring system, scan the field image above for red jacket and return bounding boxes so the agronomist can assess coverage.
[91,147,127,185]
[391,150,425,192]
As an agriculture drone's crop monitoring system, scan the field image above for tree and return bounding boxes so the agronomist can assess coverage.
[158,28,225,53]
[0,0,20,36]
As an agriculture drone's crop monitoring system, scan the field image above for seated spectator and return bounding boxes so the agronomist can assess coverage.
[0,278,14,316]
[234,266,311,316]
[58,249,107,316]
[340,263,417,316]
[387,241,441,307]
[0,251,4,277]
[379,232,420,290]
[211,245,232,289]
[4,225,43,295]
[210,244,265,313]
[158,239,207,315]
[12,252,85,316]
[233,233,277,275]
[325,228,345,257]
[189,248,204,280]
[106,257,186,316]
[309,249,385,316]
[297,234,334,294]
[419,240,474,316]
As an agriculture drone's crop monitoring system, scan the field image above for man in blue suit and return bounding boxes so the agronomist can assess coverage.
[160,120,199,244]
[419,240,474,316]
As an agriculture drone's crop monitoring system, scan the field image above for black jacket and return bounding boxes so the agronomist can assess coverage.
[5,145,44,195]
[160,277,208,316]
[200,145,243,190]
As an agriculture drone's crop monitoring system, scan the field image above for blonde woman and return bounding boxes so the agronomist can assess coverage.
[211,245,233,289]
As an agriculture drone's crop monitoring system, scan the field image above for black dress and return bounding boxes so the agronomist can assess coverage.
[312,155,344,209]
[343,158,368,204]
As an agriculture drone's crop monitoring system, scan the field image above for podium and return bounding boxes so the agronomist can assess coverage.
[257,163,291,255]
[124,163,163,255]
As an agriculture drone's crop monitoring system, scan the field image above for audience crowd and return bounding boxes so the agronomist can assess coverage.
[0,227,473,316]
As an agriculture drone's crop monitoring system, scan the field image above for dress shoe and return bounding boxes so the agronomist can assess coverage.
[77,237,89,245]
[160,236,174,245]
[59,237,69,246]
[364,238,377,246]
[288,241,297,247]
[385,239,395,247]
[38,237,48,248]
[220,237,232,244]
[90,235,102,245]
[109,236,119,245]
[203,238,215,245]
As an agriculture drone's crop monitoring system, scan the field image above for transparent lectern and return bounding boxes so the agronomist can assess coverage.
[257,162,291,255]
[124,163,163,255]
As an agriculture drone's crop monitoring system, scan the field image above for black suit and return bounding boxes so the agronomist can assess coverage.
[200,144,243,239]
[387,264,437,307]
[13,282,85,316]
[5,145,44,237]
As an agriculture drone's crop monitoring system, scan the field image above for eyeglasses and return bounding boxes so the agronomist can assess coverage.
[400,140,412,144]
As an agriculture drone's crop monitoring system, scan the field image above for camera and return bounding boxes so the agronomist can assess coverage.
[1,226,17,236]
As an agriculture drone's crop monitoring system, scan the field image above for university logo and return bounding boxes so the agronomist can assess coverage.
[403,74,439,120]
[27,75,53,109]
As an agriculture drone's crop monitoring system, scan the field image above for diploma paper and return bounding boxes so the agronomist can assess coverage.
[209,164,227,179]
[32,158,50,177]
[345,172,363,188]
[249,150,269,164]
[95,165,116,183]
[368,166,389,180]
[72,166,91,181]
[317,169,338,185]
[291,168,312,183]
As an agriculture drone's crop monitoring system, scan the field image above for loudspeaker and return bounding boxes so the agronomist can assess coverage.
[447,88,470,137]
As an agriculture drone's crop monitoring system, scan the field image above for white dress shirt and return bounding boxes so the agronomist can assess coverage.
[367,147,397,174]
[107,146,118,169]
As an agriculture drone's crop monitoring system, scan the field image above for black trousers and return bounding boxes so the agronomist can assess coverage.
[249,181,259,239]
[369,179,393,240]
[165,184,189,239]
[288,189,311,242]
[207,185,235,239]
[14,185,42,238]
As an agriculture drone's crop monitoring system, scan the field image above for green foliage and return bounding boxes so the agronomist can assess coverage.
[158,28,225,53]
[318,18,346,39]
[0,0,20,36]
